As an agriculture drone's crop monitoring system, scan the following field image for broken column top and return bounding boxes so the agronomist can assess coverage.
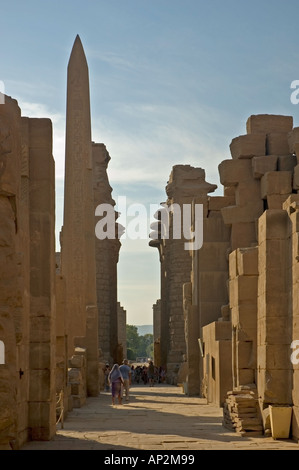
[246,114,293,134]
[166,164,217,199]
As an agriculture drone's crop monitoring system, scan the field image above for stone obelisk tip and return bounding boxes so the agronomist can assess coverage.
[68,34,87,68]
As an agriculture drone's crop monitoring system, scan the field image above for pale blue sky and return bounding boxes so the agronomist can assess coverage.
[2,0,299,324]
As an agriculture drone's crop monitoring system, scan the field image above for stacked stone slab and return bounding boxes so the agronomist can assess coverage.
[223,389,263,436]
[0,97,56,449]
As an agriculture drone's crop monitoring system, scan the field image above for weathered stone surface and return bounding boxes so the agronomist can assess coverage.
[230,134,266,159]
[252,155,278,179]
[246,114,293,135]
[260,171,292,199]
[266,133,290,156]
[287,127,299,153]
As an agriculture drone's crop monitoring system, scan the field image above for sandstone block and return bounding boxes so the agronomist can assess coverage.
[208,196,235,211]
[277,154,297,172]
[29,342,53,370]
[230,276,258,308]
[287,127,299,153]
[203,217,231,242]
[237,368,255,385]
[231,305,257,331]
[257,344,293,370]
[198,242,229,272]
[221,201,263,225]
[229,250,238,279]
[230,134,266,159]
[266,133,290,155]
[258,315,291,344]
[258,292,289,319]
[266,194,289,210]
[231,222,257,252]
[214,321,232,340]
[260,171,292,199]
[252,155,277,179]
[246,115,293,135]
[29,118,52,152]
[237,247,258,276]
[235,180,262,206]
[236,326,256,342]
[199,271,229,302]
[257,368,292,404]
[218,159,252,186]
[29,369,53,401]
[258,210,289,241]
[293,164,299,190]
[258,268,288,299]
[236,340,254,369]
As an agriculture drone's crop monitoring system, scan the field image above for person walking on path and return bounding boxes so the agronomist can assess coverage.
[119,359,132,402]
[148,360,155,387]
[108,364,124,405]
[103,363,111,391]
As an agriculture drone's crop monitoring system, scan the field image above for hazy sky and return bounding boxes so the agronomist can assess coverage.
[2,0,299,325]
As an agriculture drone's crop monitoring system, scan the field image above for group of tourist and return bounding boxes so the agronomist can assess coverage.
[131,363,166,386]
[103,360,167,405]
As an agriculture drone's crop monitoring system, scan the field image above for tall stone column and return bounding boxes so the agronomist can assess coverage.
[61,35,99,396]
[257,210,292,409]
[150,165,217,384]
[28,118,56,441]
[0,97,22,449]
[92,143,122,364]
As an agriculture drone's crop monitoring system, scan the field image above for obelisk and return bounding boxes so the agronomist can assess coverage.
[61,35,99,396]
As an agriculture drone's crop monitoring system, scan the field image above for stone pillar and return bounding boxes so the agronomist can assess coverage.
[229,247,258,389]
[92,143,122,364]
[257,210,292,410]
[192,197,231,396]
[0,97,22,449]
[282,196,299,440]
[150,165,217,384]
[28,118,56,441]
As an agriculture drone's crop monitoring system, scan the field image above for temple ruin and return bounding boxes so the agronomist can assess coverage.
[150,114,299,440]
[1,32,299,448]
[0,36,124,449]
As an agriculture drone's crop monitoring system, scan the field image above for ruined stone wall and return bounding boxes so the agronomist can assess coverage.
[0,97,23,449]
[0,98,56,449]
